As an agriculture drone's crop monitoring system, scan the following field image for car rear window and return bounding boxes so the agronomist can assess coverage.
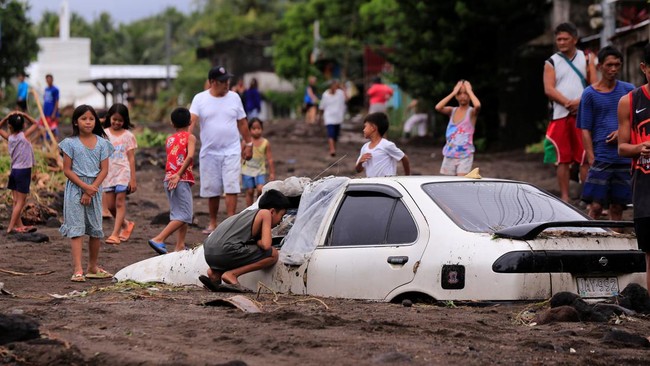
[422,181,588,233]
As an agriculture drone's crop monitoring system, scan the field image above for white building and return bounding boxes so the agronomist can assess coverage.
[26,0,179,109]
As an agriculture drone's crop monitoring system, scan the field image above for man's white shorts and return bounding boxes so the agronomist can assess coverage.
[199,154,241,197]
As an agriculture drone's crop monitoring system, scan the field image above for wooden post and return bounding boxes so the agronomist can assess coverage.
[30,89,63,169]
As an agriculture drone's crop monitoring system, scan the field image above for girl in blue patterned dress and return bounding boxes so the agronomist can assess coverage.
[59,105,114,282]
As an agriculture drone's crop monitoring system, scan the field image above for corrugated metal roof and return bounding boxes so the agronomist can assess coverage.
[85,65,180,80]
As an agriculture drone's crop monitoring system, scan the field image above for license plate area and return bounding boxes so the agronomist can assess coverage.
[576,277,619,298]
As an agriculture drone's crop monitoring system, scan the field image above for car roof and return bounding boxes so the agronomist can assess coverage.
[348,175,518,185]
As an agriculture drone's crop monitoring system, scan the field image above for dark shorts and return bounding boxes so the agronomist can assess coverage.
[16,100,27,112]
[302,103,317,113]
[634,217,650,252]
[205,242,273,272]
[581,161,632,207]
[326,124,341,141]
[8,168,31,194]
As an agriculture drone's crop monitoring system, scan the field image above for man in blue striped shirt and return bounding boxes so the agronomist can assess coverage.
[577,46,635,221]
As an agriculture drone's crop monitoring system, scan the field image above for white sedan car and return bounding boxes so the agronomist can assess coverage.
[116,176,647,301]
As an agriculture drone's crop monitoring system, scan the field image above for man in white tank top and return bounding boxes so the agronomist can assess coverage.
[543,22,595,202]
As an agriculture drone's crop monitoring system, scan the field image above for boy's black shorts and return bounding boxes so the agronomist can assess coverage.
[634,217,650,252]
[16,100,27,111]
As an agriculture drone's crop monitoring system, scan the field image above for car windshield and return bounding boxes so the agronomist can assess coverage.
[422,181,589,233]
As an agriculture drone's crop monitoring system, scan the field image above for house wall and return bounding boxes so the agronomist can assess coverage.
[612,22,649,87]
[30,38,102,107]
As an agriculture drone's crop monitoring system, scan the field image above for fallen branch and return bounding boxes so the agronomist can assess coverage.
[514,299,550,326]
[0,268,55,276]
[256,281,329,310]
[257,281,279,302]
[287,297,330,310]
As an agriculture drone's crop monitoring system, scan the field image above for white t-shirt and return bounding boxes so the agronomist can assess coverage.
[319,89,346,125]
[356,138,405,177]
[189,90,246,157]
[547,50,588,119]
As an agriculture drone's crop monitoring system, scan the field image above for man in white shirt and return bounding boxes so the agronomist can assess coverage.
[543,22,595,202]
[319,79,347,157]
[190,66,253,233]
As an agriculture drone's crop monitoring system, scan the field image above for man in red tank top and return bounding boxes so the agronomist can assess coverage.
[617,43,650,291]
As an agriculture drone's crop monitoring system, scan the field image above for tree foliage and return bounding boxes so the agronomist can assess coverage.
[360,0,548,99]
[189,0,288,47]
[30,1,294,99]
[0,0,38,84]
[360,0,550,146]
[273,0,367,81]
[24,0,554,147]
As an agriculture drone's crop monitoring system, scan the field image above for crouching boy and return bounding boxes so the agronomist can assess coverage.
[199,189,290,291]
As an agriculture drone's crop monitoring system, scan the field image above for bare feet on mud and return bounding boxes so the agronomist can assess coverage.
[221,272,238,285]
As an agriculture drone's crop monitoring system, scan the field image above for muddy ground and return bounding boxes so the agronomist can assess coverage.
[1,119,648,365]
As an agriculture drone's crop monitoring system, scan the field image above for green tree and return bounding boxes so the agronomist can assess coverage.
[360,0,550,147]
[189,0,289,47]
[273,0,367,81]
[87,13,122,64]
[0,0,38,84]
[35,10,58,36]
[176,0,294,99]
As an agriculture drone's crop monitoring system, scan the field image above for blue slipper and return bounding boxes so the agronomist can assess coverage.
[148,239,168,255]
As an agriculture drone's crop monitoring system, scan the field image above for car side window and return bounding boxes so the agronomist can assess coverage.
[328,192,417,246]
[386,199,417,243]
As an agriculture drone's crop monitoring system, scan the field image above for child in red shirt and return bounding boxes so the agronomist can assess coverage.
[148,107,196,254]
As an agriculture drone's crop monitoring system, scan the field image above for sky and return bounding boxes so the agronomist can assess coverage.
[24,0,197,24]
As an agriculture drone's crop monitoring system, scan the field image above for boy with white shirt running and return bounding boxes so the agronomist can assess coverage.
[356,112,410,177]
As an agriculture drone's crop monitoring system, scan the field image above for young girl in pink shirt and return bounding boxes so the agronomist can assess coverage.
[103,103,137,245]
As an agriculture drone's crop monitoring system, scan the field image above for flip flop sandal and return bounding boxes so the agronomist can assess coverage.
[202,228,215,235]
[148,239,168,255]
[11,226,37,234]
[70,273,86,282]
[119,221,136,241]
[86,268,113,279]
[199,275,222,292]
[105,236,121,245]
[218,283,251,293]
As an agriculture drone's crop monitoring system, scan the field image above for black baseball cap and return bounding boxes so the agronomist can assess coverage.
[208,66,233,81]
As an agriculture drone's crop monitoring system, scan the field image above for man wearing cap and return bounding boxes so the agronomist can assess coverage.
[190,66,253,234]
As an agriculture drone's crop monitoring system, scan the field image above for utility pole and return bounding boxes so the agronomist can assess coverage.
[601,0,616,48]
[165,21,171,89]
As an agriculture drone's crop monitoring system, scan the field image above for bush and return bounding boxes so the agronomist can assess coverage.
[0,145,66,206]
[136,127,168,148]
[264,90,302,118]
[525,138,545,154]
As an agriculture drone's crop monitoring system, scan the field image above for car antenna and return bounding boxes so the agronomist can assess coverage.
[313,154,347,180]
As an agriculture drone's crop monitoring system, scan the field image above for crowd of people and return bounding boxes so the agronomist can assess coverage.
[541,22,650,290]
[2,29,650,290]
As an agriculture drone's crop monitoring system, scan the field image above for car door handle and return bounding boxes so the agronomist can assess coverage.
[387,256,409,265]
